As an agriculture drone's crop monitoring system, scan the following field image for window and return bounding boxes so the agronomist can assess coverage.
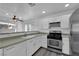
[25,24,28,31]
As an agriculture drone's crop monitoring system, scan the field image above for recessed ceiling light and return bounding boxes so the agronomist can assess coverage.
[65,4,70,7]
[6,13,9,15]
[42,11,46,13]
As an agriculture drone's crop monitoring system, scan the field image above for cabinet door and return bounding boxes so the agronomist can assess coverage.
[62,37,70,54]
[0,49,3,56]
[41,35,47,48]
[61,15,70,28]
[33,36,42,52]
[37,36,42,48]
[27,36,42,56]
[4,41,27,56]
[27,39,35,56]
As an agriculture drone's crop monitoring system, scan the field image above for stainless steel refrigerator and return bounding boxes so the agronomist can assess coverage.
[70,8,79,56]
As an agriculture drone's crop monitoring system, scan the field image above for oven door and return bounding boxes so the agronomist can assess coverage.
[47,39,62,49]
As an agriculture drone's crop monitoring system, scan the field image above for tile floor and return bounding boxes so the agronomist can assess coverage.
[33,47,63,56]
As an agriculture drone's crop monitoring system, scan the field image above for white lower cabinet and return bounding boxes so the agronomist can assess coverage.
[62,37,70,55]
[27,36,41,56]
[25,35,47,56]
[0,49,3,56]
[4,41,27,56]
[1,35,46,56]
[36,37,42,48]
[41,35,47,48]
[27,39,35,56]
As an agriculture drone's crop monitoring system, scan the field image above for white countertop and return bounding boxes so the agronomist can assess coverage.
[0,31,47,48]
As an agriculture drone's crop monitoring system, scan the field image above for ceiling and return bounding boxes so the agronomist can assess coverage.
[0,3,79,22]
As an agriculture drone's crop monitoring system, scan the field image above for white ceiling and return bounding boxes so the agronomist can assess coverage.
[0,3,79,22]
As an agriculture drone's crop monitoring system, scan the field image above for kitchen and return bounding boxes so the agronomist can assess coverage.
[0,3,79,56]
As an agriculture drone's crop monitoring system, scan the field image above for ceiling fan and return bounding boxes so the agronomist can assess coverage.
[12,15,24,22]
[0,7,24,23]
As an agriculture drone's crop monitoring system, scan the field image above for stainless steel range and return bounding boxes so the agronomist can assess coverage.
[47,31,62,52]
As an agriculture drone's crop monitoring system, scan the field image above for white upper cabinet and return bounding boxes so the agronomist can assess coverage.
[48,14,71,29]
[61,14,71,28]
